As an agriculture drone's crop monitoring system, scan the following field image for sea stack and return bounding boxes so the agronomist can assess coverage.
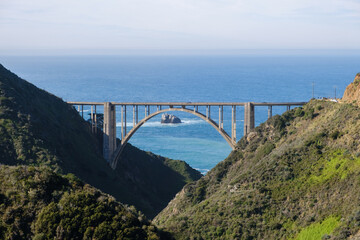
[342,73,360,104]
[161,113,181,124]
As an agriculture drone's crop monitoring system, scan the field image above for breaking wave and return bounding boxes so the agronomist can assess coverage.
[116,118,205,128]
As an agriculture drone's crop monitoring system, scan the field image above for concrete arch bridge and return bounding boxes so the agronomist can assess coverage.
[68,101,306,169]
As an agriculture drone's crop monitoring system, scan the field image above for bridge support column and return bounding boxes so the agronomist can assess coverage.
[94,105,97,134]
[133,105,135,127]
[268,106,272,119]
[221,106,223,129]
[121,105,127,142]
[103,102,116,163]
[231,106,236,144]
[218,106,223,129]
[91,105,94,133]
[145,105,150,117]
[136,105,138,124]
[244,102,255,136]
[124,106,127,136]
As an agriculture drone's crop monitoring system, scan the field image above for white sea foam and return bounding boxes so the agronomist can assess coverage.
[195,168,210,175]
[78,109,90,113]
[116,118,205,128]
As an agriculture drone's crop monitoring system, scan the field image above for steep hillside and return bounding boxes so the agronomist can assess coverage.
[0,165,169,239]
[112,143,202,218]
[155,100,360,239]
[0,64,201,218]
[343,73,360,104]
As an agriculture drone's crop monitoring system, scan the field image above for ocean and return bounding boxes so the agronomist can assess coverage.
[1,54,359,174]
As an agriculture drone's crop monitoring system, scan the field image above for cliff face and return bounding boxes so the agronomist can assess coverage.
[155,100,360,239]
[342,73,360,103]
[0,64,201,218]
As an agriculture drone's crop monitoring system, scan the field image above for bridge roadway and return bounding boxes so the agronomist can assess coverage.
[68,101,307,169]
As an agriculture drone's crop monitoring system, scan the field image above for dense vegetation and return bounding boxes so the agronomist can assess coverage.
[3,63,360,239]
[0,165,169,239]
[0,63,201,218]
[155,100,360,239]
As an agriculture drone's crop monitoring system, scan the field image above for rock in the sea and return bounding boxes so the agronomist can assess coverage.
[161,113,181,124]
[342,73,360,104]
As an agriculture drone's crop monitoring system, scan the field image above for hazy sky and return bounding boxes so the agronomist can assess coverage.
[1,0,360,54]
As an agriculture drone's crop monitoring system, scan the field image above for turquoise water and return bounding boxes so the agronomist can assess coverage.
[1,55,359,173]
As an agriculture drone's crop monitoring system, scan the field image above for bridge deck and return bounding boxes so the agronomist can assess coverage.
[67,101,307,106]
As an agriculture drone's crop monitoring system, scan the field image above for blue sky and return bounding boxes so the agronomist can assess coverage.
[1,0,360,54]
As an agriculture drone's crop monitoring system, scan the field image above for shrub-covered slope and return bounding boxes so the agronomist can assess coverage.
[113,143,202,218]
[0,64,201,218]
[155,100,360,239]
[0,165,169,239]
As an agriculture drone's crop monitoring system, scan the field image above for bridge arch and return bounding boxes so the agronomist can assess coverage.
[111,107,234,169]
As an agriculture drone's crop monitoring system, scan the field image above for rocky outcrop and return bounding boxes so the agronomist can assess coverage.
[342,73,360,104]
[161,113,181,124]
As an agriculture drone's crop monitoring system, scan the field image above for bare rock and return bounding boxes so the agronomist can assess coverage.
[161,113,181,124]
[246,131,258,142]
[342,73,360,104]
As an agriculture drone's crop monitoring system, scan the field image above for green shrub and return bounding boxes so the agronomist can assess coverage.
[192,180,207,204]
[316,105,323,111]
[257,142,275,158]
[304,108,315,120]
[330,130,342,140]
[294,107,305,117]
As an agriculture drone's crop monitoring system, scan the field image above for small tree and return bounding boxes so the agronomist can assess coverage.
[87,113,104,131]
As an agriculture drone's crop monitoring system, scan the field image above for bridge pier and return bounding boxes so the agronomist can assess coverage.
[103,102,117,163]
[136,105,138,124]
[231,106,236,144]
[218,106,223,129]
[244,102,255,135]
[121,105,127,141]
[94,105,97,134]
[133,105,135,127]
[90,105,93,132]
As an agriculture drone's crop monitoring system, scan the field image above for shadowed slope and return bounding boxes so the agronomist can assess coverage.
[0,64,201,218]
[0,166,169,239]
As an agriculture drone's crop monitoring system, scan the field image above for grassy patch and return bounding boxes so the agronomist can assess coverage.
[294,216,340,240]
[308,151,360,185]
